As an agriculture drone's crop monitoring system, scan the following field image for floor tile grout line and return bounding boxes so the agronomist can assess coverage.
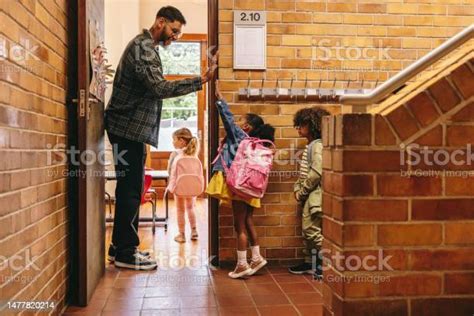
[207,266,221,316]
[268,271,302,316]
[311,278,324,295]
[242,273,261,316]
[99,273,119,314]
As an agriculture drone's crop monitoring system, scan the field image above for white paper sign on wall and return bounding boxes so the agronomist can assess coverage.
[233,10,267,70]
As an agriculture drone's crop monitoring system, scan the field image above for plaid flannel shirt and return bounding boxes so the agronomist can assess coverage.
[105,29,203,147]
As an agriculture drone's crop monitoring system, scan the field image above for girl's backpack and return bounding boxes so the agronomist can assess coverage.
[219,137,275,199]
[167,156,205,197]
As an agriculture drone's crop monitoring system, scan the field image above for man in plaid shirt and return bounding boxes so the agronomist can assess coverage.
[105,6,217,270]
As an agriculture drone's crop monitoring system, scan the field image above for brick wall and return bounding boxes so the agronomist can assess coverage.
[217,0,473,264]
[0,0,69,313]
[321,48,474,315]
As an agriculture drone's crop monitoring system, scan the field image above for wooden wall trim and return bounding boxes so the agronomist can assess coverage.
[208,0,219,267]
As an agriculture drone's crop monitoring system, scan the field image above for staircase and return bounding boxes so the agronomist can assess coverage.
[321,25,474,316]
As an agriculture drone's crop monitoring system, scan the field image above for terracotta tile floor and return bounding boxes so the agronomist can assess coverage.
[64,199,323,315]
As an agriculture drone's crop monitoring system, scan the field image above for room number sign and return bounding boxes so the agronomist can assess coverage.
[238,11,263,22]
[233,10,267,70]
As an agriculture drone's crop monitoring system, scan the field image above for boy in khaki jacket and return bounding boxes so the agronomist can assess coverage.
[289,107,329,280]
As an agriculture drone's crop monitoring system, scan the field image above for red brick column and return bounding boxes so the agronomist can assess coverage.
[321,58,474,315]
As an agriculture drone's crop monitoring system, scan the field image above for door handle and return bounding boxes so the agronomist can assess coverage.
[72,97,101,103]
[72,91,101,120]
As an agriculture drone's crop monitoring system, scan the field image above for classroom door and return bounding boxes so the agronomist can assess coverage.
[71,0,106,306]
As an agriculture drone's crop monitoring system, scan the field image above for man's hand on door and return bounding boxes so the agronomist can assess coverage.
[201,51,219,83]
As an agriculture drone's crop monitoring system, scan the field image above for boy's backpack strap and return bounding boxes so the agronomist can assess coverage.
[306,140,315,165]
[306,139,322,166]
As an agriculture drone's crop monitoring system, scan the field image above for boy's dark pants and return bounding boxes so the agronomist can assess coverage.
[107,132,146,256]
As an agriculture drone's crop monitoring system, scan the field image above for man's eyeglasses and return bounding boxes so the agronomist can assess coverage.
[165,21,183,39]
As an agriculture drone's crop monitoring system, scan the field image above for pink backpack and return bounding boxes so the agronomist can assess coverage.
[219,137,275,199]
[167,156,205,197]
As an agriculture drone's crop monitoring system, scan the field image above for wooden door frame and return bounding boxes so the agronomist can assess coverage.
[68,0,105,306]
[77,0,90,304]
[208,0,219,267]
[66,0,80,306]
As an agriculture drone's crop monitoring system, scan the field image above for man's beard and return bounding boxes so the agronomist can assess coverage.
[158,32,171,47]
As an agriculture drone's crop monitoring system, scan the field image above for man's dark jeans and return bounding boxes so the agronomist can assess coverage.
[107,132,146,256]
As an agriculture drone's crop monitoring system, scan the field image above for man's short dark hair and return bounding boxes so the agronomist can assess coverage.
[156,6,186,25]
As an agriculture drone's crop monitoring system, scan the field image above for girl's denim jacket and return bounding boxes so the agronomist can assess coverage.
[211,99,247,174]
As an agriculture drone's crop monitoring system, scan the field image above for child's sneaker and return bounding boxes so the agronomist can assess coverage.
[288,262,314,275]
[191,228,199,240]
[248,257,267,275]
[174,233,186,243]
[228,263,252,279]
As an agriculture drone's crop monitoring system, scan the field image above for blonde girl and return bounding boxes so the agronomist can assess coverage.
[168,128,200,243]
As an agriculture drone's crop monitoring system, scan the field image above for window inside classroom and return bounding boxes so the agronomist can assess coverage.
[152,41,201,152]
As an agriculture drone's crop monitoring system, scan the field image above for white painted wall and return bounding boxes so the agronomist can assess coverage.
[104,0,141,104]
[139,0,208,34]
[104,0,141,195]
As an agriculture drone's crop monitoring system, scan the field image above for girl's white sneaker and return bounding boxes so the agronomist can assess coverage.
[228,263,252,279]
[248,257,267,275]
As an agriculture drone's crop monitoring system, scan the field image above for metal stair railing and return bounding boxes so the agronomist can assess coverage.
[339,24,474,109]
